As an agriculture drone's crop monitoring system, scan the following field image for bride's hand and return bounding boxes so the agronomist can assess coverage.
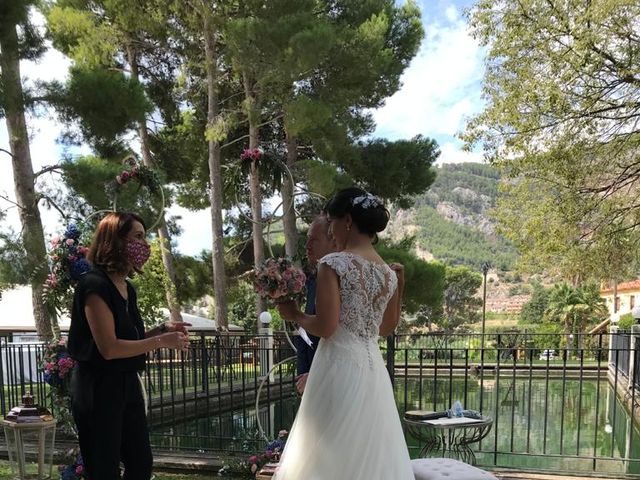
[277,301,301,323]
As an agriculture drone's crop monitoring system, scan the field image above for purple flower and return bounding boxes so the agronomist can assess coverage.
[64,224,80,240]
[70,258,91,280]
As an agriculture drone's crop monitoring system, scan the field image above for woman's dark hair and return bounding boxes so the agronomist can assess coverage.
[88,212,146,273]
[324,187,390,238]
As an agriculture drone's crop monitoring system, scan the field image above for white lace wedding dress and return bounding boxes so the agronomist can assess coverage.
[273,252,414,480]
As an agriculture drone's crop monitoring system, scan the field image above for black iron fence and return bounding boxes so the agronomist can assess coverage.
[1,331,639,476]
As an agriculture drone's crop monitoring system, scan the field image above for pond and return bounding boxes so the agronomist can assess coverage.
[150,375,640,476]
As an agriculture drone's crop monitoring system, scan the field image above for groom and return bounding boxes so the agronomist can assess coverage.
[295,213,336,393]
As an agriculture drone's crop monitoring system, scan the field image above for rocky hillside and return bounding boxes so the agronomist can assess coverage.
[387,163,518,271]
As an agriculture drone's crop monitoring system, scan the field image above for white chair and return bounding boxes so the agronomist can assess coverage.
[412,458,498,480]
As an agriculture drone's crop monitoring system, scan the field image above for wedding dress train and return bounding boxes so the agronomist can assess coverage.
[273,252,414,480]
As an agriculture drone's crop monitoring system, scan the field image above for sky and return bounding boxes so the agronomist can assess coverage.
[0,0,484,257]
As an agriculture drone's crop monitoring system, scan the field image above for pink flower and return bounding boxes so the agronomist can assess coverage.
[75,465,84,475]
[77,246,89,256]
[121,171,130,182]
[248,455,258,464]
[66,238,75,246]
[51,236,61,247]
[68,255,77,262]
[46,274,58,288]
[278,429,288,438]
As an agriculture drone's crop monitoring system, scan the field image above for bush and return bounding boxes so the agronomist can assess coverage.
[619,312,635,330]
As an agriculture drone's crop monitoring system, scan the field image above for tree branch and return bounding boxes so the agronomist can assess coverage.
[0,194,23,210]
[34,165,63,178]
[0,148,14,158]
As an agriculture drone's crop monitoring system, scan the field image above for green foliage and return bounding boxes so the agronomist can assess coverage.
[131,240,170,327]
[173,252,213,305]
[46,5,121,68]
[530,322,564,351]
[464,0,640,281]
[228,281,258,333]
[544,282,608,335]
[619,313,634,331]
[52,68,152,146]
[413,206,516,271]
[0,228,30,289]
[405,163,517,270]
[519,283,550,325]
[346,135,439,207]
[61,155,165,226]
[442,266,483,332]
[376,241,445,316]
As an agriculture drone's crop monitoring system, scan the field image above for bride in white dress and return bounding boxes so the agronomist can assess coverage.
[275,187,414,480]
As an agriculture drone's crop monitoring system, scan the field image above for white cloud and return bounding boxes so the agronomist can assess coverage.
[372,6,485,141]
[437,141,483,165]
[168,205,213,256]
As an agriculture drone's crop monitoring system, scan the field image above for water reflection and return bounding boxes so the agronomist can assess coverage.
[150,376,639,476]
[397,376,640,476]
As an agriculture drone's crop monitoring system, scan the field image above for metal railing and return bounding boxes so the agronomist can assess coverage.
[0,331,638,477]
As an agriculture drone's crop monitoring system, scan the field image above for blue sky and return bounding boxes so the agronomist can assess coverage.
[0,1,486,256]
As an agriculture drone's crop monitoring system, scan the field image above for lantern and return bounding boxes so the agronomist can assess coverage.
[2,393,57,480]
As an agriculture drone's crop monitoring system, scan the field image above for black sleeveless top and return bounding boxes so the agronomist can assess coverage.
[68,269,146,372]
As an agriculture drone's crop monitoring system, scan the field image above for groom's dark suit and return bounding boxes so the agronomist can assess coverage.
[295,275,320,375]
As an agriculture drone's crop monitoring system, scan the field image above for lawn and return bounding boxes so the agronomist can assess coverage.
[0,460,216,479]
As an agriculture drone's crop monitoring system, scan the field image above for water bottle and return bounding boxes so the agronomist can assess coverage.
[452,400,463,417]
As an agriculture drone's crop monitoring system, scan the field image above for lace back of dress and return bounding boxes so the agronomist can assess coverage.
[320,252,397,342]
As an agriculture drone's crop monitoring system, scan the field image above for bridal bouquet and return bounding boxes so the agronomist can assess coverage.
[254,257,306,303]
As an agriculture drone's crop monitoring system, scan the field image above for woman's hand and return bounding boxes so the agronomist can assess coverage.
[160,332,190,351]
[165,321,192,335]
[277,301,302,323]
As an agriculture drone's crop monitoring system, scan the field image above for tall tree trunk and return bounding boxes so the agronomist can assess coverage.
[127,46,182,324]
[203,14,228,329]
[282,125,298,259]
[243,73,266,330]
[0,21,53,339]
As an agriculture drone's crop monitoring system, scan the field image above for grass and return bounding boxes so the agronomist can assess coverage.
[0,460,219,479]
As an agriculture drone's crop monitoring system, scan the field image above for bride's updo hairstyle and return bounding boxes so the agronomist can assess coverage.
[324,187,390,240]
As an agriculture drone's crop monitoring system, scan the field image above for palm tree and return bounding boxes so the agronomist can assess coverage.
[545,282,608,354]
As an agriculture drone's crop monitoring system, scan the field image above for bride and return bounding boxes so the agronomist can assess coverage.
[275,187,413,479]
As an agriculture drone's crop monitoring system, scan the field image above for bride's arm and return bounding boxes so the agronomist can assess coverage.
[277,263,340,338]
[379,264,405,337]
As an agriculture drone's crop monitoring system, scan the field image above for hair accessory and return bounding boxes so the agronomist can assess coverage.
[351,194,382,209]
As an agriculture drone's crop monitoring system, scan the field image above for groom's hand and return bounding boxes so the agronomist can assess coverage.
[389,263,405,287]
[295,373,309,394]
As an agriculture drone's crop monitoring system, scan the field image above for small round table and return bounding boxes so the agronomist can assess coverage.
[403,413,493,465]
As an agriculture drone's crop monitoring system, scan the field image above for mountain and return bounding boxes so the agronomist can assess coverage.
[387,163,518,271]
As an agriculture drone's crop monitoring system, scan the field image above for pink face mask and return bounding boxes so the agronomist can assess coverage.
[125,240,151,269]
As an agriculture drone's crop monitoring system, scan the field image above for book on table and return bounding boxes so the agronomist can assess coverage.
[423,417,485,426]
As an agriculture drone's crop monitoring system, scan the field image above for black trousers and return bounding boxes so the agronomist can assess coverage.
[294,334,318,375]
[71,365,153,480]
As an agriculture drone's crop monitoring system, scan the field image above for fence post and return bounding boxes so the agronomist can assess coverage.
[629,325,640,389]
[609,325,618,368]
[258,327,274,382]
[386,334,395,388]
